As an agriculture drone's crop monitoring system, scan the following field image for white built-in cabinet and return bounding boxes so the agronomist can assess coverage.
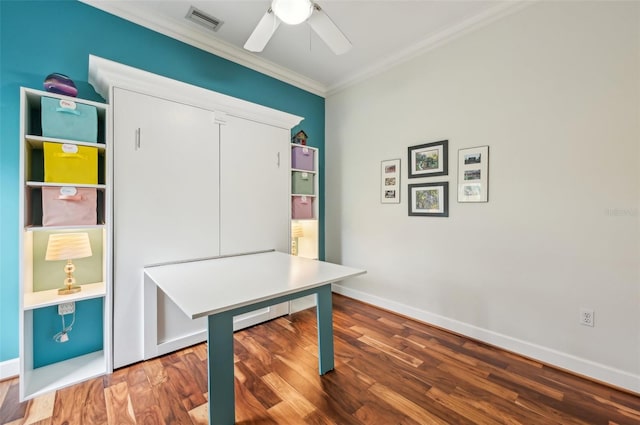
[18,88,111,400]
[111,89,222,367]
[220,115,290,256]
[88,56,302,368]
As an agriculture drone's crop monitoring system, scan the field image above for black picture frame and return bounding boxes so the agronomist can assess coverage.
[408,182,449,217]
[408,140,448,178]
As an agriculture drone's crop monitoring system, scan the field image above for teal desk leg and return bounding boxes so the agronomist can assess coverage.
[316,284,335,375]
[208,313,235,425]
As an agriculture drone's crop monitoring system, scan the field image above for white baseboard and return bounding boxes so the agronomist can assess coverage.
[333,284,640,394]
[5,287,636,393]
[0,358,19,381]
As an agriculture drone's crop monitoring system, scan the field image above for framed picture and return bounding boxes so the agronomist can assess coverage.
[408,182,449,217]
[458,146,489,202]
[408,140,448,178]
[381,159,400,203]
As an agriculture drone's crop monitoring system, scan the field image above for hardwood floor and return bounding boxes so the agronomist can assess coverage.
[1,294,639,424]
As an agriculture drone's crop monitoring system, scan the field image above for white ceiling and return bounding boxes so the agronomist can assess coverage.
[83,1,527,96]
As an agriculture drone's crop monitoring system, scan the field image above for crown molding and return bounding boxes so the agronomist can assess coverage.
[89,55,303,130]
[81,1,532,99]
[80,0,327,97]
[326,1,533,96]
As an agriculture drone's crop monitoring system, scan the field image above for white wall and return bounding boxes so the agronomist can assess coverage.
[326,1,640,392]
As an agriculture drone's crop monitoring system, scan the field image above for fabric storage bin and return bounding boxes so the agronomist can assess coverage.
[292,171,314,195]
[292,196,314,219]
[41,97,98,142]
[43,142,98,184]
[42,186,97,226]
[291,146,315,171]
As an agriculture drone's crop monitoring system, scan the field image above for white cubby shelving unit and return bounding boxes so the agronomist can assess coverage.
[290,143,319,260]
[290,143,319,312]
[18,87,112,400]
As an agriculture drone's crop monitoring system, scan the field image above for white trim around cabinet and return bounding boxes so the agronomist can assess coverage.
[88,55,303,130]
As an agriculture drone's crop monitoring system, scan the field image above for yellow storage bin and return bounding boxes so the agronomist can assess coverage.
[43,142,98,184]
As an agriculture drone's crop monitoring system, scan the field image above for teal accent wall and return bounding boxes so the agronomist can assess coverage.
[33,298,104,368]
[0,1,325,363]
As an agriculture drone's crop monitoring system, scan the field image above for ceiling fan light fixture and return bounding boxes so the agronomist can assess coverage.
[272,0,313,25]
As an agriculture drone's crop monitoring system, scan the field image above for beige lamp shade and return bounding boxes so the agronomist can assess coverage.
[291,223,304,238]
[45,233,92,261]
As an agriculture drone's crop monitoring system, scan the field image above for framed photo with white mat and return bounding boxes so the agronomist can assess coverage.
[458,145,489,203]
[381,159,400,204]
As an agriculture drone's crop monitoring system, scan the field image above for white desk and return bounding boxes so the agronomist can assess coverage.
[144,250,365,425]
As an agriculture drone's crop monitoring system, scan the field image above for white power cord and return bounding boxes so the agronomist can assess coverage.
[53,310,75,343]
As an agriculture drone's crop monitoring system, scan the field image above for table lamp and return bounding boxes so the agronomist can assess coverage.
[45,232,92,295]
[291,223,304,256]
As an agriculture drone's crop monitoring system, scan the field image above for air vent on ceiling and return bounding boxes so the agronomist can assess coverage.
[186,6,224,32]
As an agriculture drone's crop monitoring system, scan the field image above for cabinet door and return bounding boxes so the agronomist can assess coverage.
[220,116,290,327]
[220,115,289,255]
[112,88,220,367]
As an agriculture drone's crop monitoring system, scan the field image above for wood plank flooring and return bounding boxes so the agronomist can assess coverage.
[1,294,639,424]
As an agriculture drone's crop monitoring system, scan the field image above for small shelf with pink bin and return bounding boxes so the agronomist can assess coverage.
[290,143,318,261]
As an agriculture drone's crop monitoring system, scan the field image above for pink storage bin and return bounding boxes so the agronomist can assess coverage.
[292,196,314,219]
[291,146,315,171]
[42,186,97,226]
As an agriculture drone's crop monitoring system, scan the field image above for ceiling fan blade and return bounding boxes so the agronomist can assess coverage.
[244,9,281,52]
[307,5,352,55]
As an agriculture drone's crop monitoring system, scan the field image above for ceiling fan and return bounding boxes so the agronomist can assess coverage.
[244,0,352,55]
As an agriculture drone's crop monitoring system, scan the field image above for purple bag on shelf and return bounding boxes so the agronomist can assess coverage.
[43,73,78,97]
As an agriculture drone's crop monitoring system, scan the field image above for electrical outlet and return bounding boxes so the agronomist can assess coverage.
[579,308,594,327]
[58,302,75,316]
